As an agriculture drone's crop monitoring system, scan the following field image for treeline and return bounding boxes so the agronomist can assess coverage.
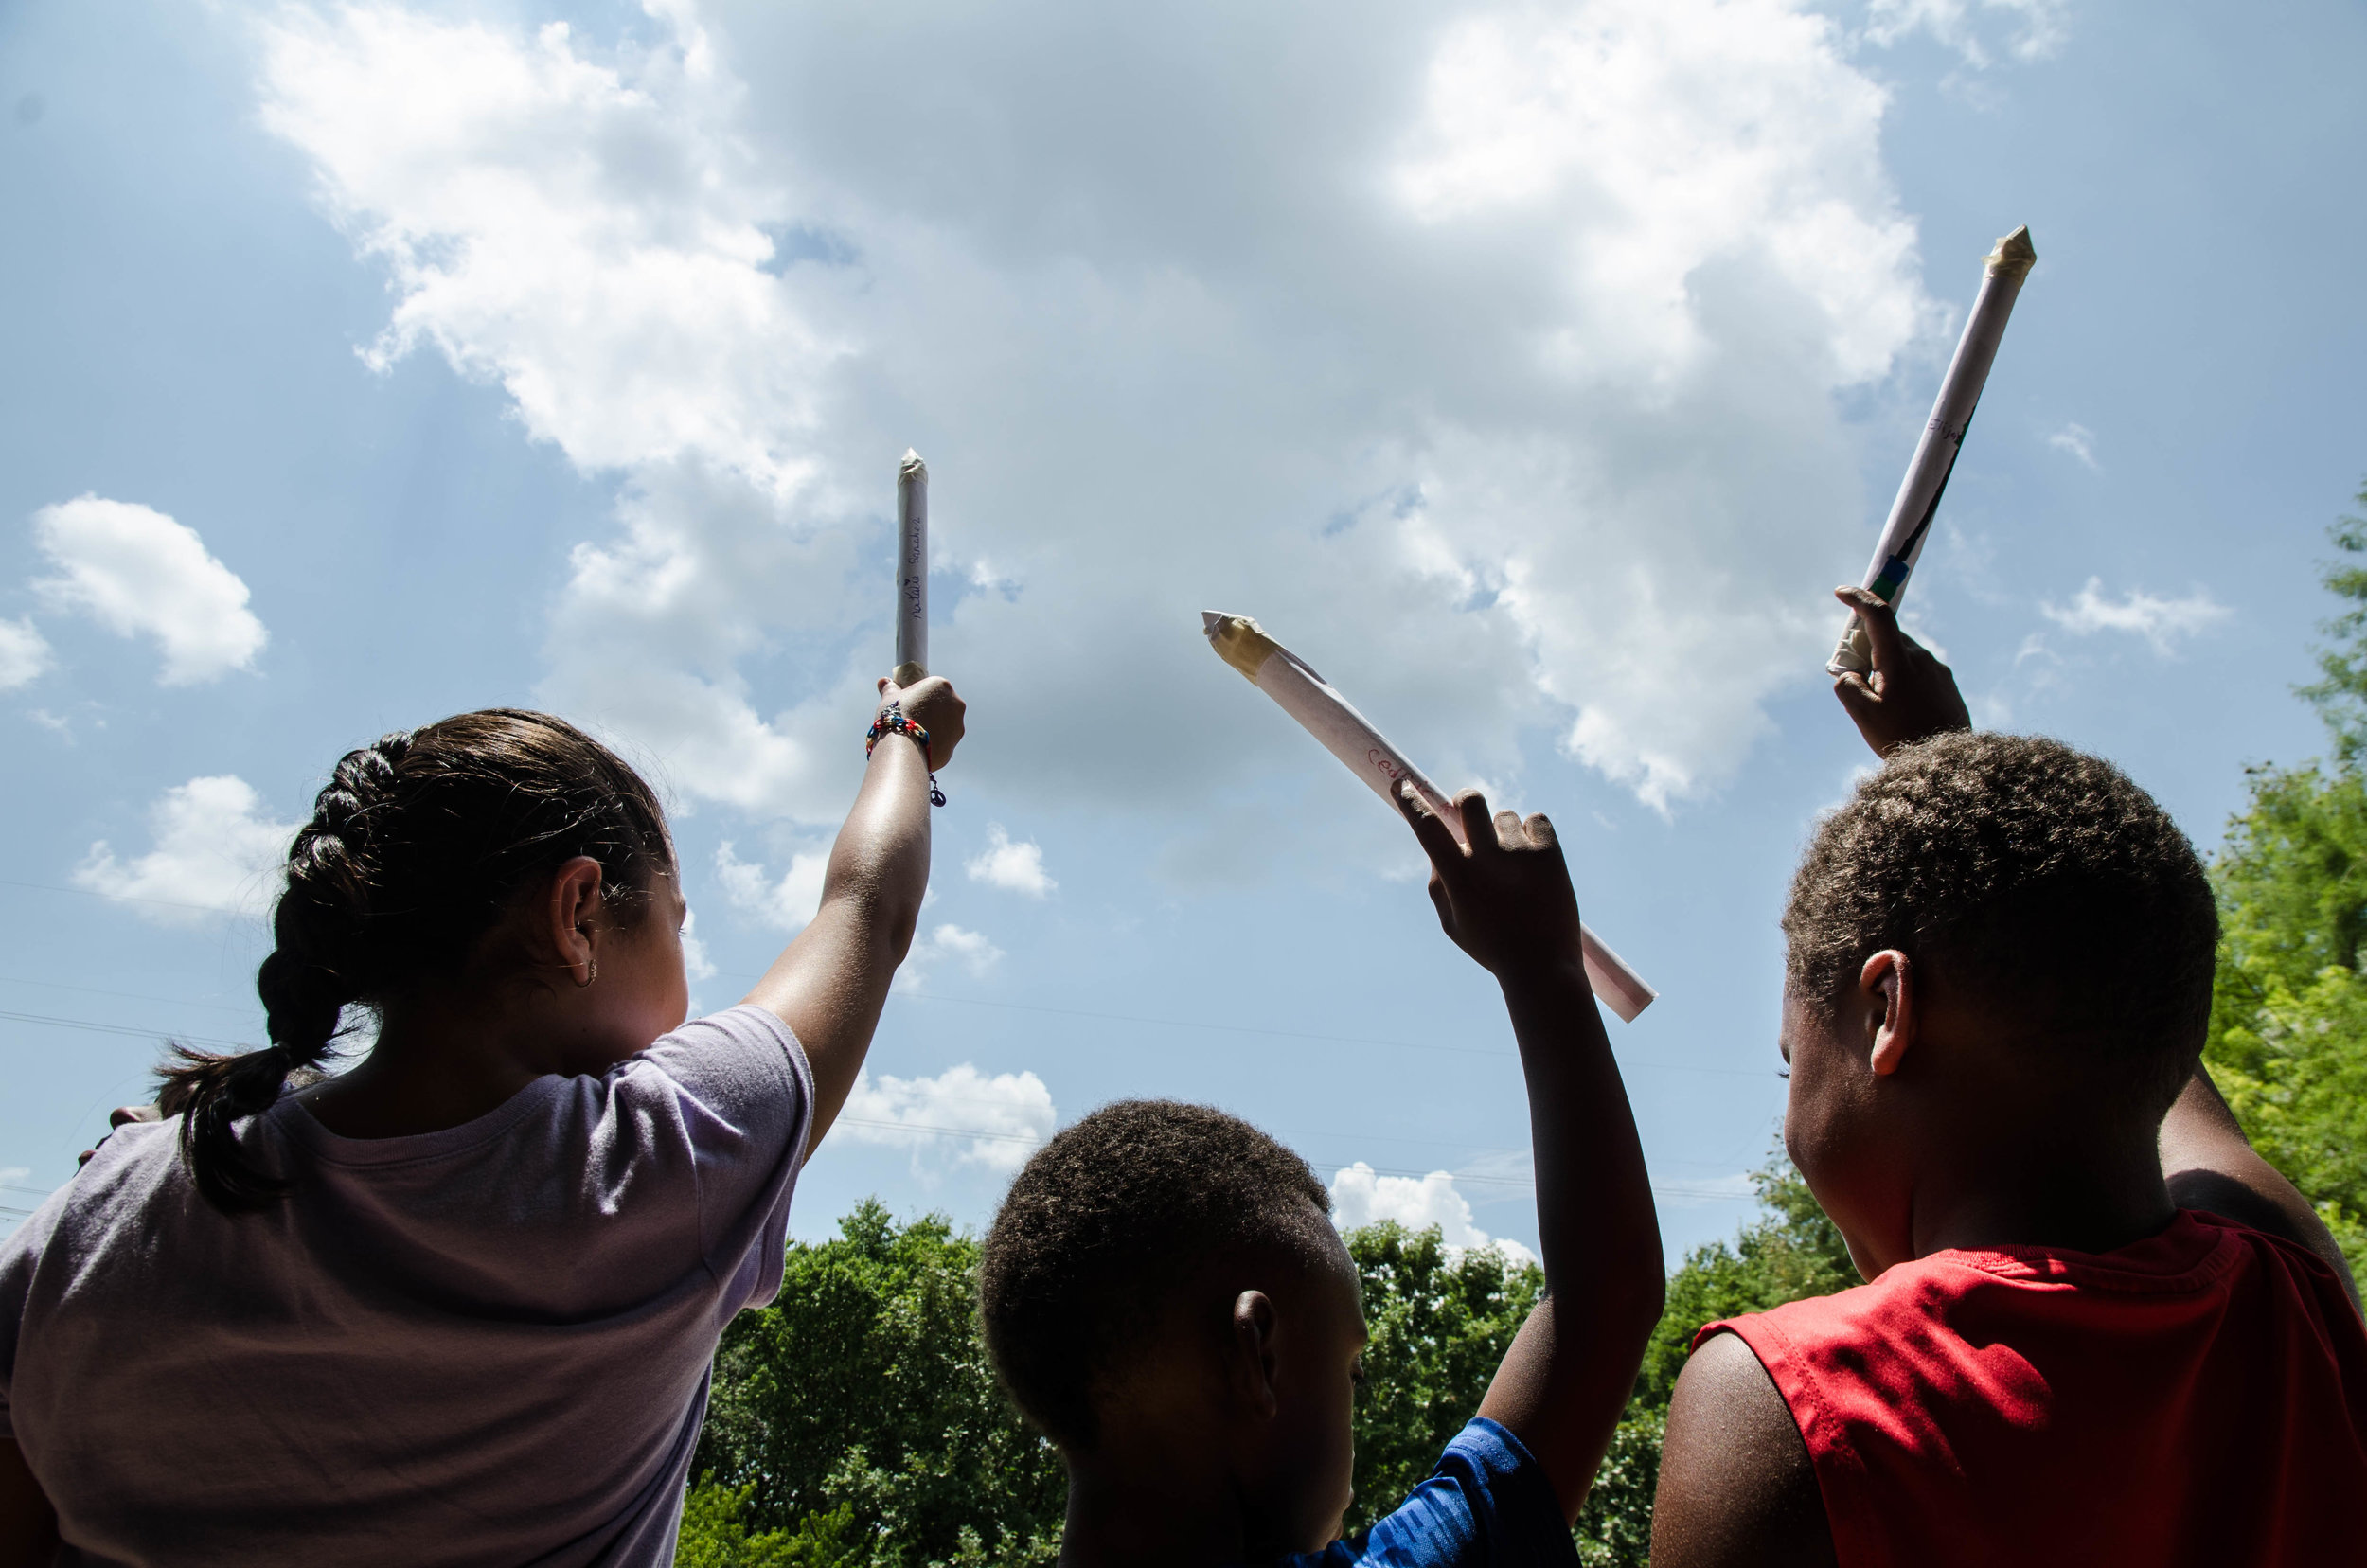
[678,495,2367,1565]
[2201,493,2367,1275]
[675,1161,1851,1568]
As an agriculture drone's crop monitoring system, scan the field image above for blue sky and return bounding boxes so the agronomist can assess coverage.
[2,0,2362,1263]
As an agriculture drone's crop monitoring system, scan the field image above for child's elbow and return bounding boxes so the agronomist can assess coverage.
[1596,1264,1667,1347]
[1633,1271,1669,1338]
[1541,1263,1664,1351]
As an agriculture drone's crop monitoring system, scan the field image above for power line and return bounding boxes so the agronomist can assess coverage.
[0,983,1776,1082]
[831,1116,1748,1201]
[3,876,1773,1079]
[0,974,259,1018]
[0,1009,256,1052]
[0,876,246,918]
[895,988,1515,1060]
[891,988,1771,1078]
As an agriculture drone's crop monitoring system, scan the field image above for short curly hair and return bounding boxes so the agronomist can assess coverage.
[1783,732,2216,1117]
[979,1100,1336,1452]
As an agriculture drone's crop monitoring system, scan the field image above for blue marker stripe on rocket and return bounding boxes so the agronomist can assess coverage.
[1869,556,1913,601]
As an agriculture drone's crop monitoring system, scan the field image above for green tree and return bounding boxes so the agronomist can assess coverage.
[682,1177,1855,1568]
[1344,1221,1541,1534]
[674,1483,853,1568]
[1634,1155,1856,1413]
[1539,1149,1859,1567]
[2296,485,2367,762]
[685,1200,1064,1566]
[2202,485,2367,1277]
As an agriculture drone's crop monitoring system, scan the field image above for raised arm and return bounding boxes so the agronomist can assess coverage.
[1397,785,1664,1522]
[741,676,965,1157]
[2161,1065,2360,1310]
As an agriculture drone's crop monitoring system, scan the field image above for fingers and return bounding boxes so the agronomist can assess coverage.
[1832,670,1888,739]
[1455,790,1498,854]
[1834,586,1910,672]
[1426,871,1454,935]
[1397,781,1466,871]
[1521,811,1557,852]
[1493,808,1524,851]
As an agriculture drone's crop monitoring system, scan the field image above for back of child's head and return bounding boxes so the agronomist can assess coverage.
[979,1099,1339,1452]
[1783,731,2216,1121]
[168,708,673,1213]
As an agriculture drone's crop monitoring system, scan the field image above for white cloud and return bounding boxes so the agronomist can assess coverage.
[74,775,294,924]
[1328,1161,1537,1266]
[965,824,1055,898]
[2047,421,2098,469]
[903,921,1005,981]
[257,0,1970,823]
[836,1061,1054,1174]
[257,5,858,820]
[714,839,828,931]
[30,496,267,686]
[0,618,49,690]
[2039,579,2233,655]
[1864,0,2069,66]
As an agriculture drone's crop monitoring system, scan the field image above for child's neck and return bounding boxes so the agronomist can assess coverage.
[1059,1452,1251,1568]
[1910,1116,2177,1261]
[297,988,555,1139]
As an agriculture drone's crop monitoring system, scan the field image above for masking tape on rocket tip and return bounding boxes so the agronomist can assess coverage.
[1826,619,1873,678]
[1203,614,1280,684]
[1983,225,2037,281]
[890,662,928,686]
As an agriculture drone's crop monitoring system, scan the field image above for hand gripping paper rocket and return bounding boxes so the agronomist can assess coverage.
[1829,225,2037,677]
[1202,611,1657,1022]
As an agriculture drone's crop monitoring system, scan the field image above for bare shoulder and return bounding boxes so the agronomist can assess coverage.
[1650,1330,1836,1568]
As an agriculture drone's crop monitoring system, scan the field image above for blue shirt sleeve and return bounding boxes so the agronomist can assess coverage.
[1280,1417,1580,1568]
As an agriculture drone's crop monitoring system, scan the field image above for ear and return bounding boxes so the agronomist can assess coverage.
[1859,950,1914,1077]
[1226,1290,1282,1422]
[543,856,607,986]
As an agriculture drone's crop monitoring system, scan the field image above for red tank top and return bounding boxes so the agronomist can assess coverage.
[1699,1210,2367,1568]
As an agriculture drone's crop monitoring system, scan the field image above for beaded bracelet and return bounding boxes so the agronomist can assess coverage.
[865,706,948,807]
[865,708,929,758]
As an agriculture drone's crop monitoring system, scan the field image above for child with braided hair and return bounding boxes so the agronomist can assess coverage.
[0,678,964,1566]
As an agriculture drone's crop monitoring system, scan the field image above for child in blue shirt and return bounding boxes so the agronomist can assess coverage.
[978,785,1665,1566]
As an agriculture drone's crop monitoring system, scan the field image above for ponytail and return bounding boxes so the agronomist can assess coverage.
[165,712,670,1215]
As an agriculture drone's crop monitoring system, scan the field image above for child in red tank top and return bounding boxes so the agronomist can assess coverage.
[1651,587,2367,1568]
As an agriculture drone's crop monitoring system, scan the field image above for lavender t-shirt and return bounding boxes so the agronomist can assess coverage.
[0,1005,811,1568]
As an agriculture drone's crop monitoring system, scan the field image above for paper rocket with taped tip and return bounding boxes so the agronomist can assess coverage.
[894,450,929,687]
[1201,610,1657,1023]
[1830,224,2037,677]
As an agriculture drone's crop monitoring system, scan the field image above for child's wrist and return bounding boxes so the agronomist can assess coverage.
[1494,954,1593,998]
[864,704,948,808]
[865,706,931,760]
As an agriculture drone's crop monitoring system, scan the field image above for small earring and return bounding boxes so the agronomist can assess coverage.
[578,960,598,989]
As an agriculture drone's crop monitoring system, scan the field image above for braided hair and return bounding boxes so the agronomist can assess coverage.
[163,709,673,1213]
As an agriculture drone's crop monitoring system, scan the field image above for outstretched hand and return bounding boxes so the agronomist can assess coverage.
[876,674,967,770]
[77,1103,160,1169]
[1397,783,1583,984]
[1831,586,1971,758]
